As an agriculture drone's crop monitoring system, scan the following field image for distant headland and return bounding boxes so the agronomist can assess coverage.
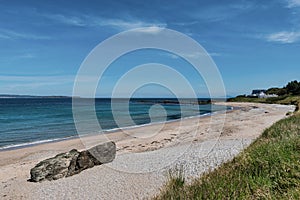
[0,94,73,99]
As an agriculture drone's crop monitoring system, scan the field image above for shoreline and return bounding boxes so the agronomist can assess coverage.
[0,107,232,167]
[0,105,232,152]
[0,102,295,199]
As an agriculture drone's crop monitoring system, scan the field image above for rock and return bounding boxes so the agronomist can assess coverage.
[89,141,116,164]
[67,150,98,177]
[30,141,116,182]
[30,149,79,182]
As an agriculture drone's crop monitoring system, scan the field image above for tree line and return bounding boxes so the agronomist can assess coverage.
[266,80,300,96]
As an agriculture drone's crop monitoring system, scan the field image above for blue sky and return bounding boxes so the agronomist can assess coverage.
[0,0,300,97]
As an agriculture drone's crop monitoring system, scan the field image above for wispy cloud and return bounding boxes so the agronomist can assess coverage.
[162,51,221,59]
[171,21,198,26]
[208,52,222,57]
[0,75,74,94]
[183,52,221,58]
[0,29,50,40]
[44,14,86,26]
[95,19,166,30]
[131,26,165,34]
[0,75,68,94]
[286,0,300,8]
[15,53,36,59]
[0,75,74,83]
[266,31,300,43]
[43,13,166,30]
[189,1,254,22]
[0,33,11,39]
[6,82,64,91]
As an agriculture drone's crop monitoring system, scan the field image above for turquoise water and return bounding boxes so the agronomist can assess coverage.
[0,98,228,150]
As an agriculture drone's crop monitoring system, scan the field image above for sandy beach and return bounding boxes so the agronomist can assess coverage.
[0,102,295,199]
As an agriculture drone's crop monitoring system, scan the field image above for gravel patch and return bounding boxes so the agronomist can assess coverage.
[33,138,253,200]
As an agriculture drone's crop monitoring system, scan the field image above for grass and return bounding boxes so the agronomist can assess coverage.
[154,100,300,200]
[228,95,300,115]
[228,95,300,113]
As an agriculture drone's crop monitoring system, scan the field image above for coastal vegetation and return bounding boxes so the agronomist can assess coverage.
[228,80,300,113]
[266,80,300,96]
[155,81,300,199]
[228,95,300,113]
[155,112,300,199]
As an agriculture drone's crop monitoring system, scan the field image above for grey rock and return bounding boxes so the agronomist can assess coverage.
[89,141,116,164]
[30,141,116,182]
[30,149,79,182]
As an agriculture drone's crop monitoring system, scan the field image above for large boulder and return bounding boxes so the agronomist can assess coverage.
[89,141,116,164]
[30,141,116,182]
[30,149,80,182]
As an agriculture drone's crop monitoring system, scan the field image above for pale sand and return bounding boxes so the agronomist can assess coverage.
[0,102,295,199]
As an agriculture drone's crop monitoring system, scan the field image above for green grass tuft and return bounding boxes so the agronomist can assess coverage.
[158,168,186,200]
[154,114,300,200]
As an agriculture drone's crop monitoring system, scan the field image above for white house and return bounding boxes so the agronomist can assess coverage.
[251,89,278,98]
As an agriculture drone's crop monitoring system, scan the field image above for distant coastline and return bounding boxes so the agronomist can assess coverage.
[0,95,228,103]
[0,94,73,99]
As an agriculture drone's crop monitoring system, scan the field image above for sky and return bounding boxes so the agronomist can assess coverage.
[0,0,300,97]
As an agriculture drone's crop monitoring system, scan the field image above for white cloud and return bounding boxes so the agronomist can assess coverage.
[0,29,50,40]
[0,75,74,83]
[180,52,221,58]
[43,13,166,31]
[97,19,144,29]
[44,14,86,26]
[95,19,166,30]
[286,0,300,8]
[266,31,300,43]
[171,21,198,26]
[189,1,254,22]
[162,51,221,60]
[131,26,165,34]
[209,52,222,57]
[15,53,36,59]
[0,75,75,95]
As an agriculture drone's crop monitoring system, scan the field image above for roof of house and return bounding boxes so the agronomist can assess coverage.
[252,89,266,94]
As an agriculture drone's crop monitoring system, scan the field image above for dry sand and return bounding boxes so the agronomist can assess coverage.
[0,102,295,199]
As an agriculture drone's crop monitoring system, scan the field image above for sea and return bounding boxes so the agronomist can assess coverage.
[0,98,229,150]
